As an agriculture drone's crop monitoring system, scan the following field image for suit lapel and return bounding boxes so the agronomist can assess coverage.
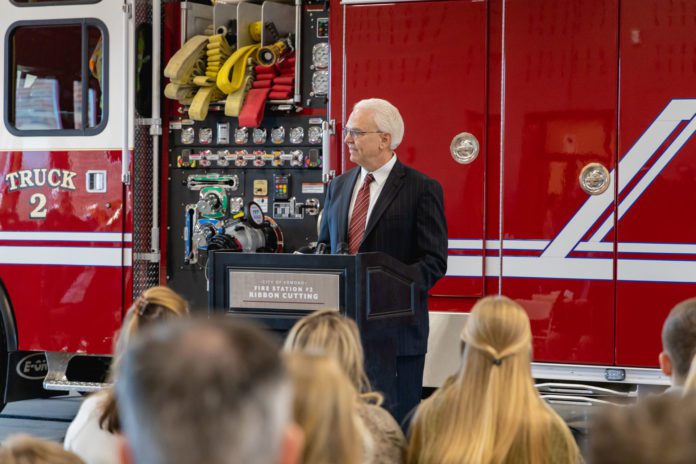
[336,168,361,244]
[361,160,406,244]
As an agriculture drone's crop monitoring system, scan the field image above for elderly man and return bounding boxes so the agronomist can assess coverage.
[116,317,303,464]
[318,98,448,424]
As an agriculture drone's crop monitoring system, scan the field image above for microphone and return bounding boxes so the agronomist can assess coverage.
[314,243,328,255]
[336,242,350,255]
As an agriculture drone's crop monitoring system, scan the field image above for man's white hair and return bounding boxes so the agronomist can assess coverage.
[353,98,404,150]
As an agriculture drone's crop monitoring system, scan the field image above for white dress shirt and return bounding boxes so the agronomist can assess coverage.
[348,154,397,229]
[64,392,120,464]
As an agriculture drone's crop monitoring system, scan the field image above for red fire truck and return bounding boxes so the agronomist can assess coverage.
[0,0,694,409]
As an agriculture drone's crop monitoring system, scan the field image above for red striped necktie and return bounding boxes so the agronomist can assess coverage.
[348,173,375,254]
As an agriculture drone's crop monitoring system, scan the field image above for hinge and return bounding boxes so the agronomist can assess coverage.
[136,118,163,136]
[322,119,336,136]
[122,2,133,17]
[134,252,161,263]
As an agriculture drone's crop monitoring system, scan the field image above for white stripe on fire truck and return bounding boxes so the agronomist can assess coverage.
[448,239,549,250]
[0,232,132,243]
[591,113,696,242]
[445,256,696,283]
[0,246,131,267]
[576,242,696,254]
[541,100,696,258]
[450,240,696,254]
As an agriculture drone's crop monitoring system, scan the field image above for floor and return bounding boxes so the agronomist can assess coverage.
[0,394,81,443]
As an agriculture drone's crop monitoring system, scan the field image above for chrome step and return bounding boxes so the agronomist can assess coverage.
[43,379,109,393]
[43,352,111,393]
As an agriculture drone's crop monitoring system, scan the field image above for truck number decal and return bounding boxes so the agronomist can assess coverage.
[29,193,47,219]
[2,168,79,220]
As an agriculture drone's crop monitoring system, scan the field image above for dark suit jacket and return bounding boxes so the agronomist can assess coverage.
[318,159,448,355]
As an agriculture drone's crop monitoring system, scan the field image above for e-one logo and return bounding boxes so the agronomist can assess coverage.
[16,353,48,380]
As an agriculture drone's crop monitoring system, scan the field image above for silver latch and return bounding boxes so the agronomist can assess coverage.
[86,171,107,193]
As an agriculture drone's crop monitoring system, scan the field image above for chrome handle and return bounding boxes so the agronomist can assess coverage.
[541,394,614,406]
[450,132,480,164]
[579,163,611,195]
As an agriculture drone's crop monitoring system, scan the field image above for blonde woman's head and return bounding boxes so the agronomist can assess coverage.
[0,434,85,464]
[284,310,371,394]
[285,353,365,464]
[115,286,189,358]
[460,295,533,376]
[407,295,579,464]
[101,286,189,434]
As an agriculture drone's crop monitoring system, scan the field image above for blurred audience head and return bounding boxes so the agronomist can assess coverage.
[0,434,85,464]
[101,285,189,433]
[407,295,579,464]
[116,316,302,464]
[284,310,376,399]
[285,353,366,464]
[116,286,189,358]
[660,297,696,386]
[589,393,696,464]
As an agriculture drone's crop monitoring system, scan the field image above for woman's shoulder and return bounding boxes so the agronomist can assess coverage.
[71,391,109,424]
[64,391,109,445]
[358,403,399,429]
[357,403,406,464]
[81,391,108,410]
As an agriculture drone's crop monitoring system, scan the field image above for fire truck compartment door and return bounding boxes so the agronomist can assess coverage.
[0,2,129,354]
[342,0,487,298]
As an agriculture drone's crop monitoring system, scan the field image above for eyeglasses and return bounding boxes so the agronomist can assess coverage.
[343,127,383,138]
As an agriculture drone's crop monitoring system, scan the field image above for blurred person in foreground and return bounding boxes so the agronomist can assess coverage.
[115,316,303,464]
[1,434,84,464]
[406,296,581,464]
[659,297,696,395]
[64,286,189,464]
[285,310,406,463]
[589,392,696,464]
[285,353,366,464]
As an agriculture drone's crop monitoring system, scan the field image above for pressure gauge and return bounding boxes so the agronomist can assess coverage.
[253,128,267,144]
[271,126,286,144]
[181,127,195,145]
[289,127,304,144]
[229,197,244,214]
[199,127,213,145]
[311,71,329,96]
[308,125,322,144]
[234,127,248,144]
[312,43,329,69]
[246,202,265,228]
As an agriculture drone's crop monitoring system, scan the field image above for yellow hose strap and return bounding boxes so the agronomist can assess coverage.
[188,86,224,121]
[193,75,214,86]
[216,44,260,94]
[164,35,209,82]
[164,82,197,104]
[224,73,254,117]
[169,58,206,85]
[249,22,262,42]
[204,34,233,83]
